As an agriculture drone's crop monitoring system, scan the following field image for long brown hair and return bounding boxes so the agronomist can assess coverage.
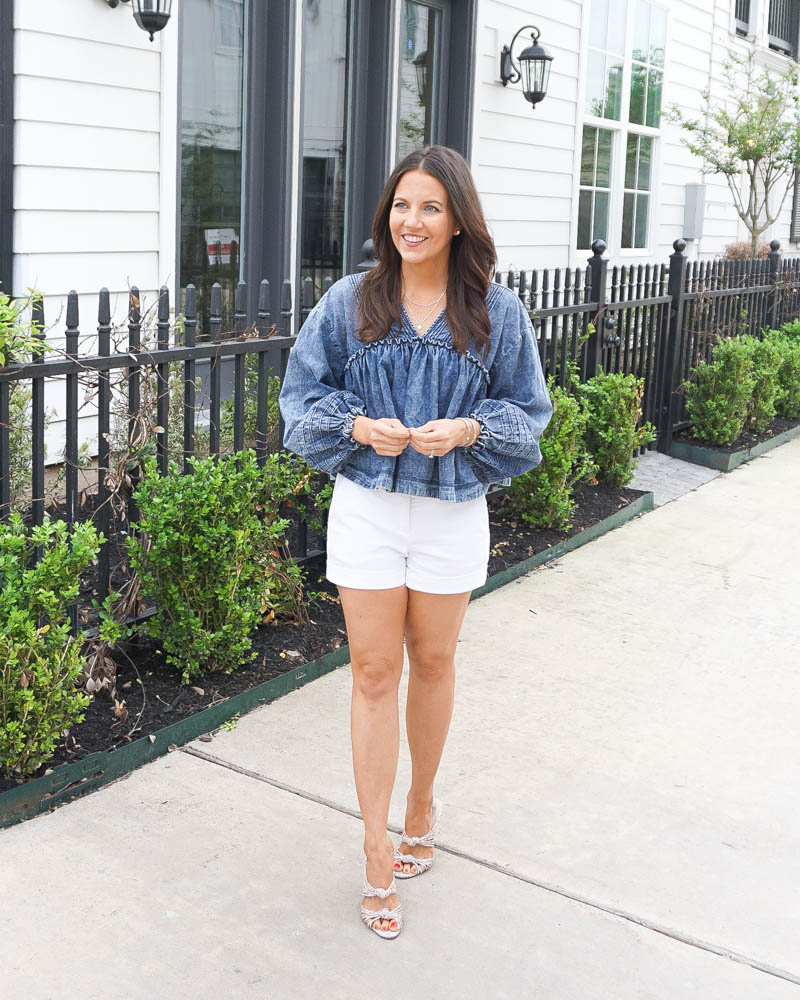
[354,146,496,361]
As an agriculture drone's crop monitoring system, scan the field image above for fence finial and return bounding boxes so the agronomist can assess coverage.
[356,239,377,271]
[673,238,687,254]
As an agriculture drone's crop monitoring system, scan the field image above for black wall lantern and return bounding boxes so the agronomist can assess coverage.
[106,0,173,42]
[500,25,553,109]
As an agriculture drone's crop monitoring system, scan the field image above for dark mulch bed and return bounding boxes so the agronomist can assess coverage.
[1,478,647,794]
[675,415,800,454]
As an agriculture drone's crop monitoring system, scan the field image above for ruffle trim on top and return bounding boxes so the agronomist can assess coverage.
[342,333,491,387]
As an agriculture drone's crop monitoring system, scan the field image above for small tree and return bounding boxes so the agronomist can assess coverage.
[669,51,800,259]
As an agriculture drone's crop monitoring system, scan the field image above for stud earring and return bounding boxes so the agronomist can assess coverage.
[454,229,461,236]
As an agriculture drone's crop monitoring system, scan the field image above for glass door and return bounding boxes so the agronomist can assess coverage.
[299,0,353,299]
[179,0,247,338]
[396,0,449,161]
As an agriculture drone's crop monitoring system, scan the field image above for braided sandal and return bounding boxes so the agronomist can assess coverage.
[360,864,403,939]
[393,797,442,879]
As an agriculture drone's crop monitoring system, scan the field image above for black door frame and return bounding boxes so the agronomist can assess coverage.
[235,0,479,307]
[345,0,477,272]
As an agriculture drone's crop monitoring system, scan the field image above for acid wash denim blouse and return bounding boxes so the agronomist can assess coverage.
[278,271,553,503]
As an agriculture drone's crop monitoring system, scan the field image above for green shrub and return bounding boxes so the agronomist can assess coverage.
[740,335,782,432]
[683,337,756,445]
[765,330,800,419]
[506,380,596,530]
[578,372,656,487]
[0,516,100,777]
[126,449,307,684]
[778,318,800,341]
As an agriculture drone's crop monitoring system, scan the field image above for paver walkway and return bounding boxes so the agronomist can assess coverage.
[1,440,798,999]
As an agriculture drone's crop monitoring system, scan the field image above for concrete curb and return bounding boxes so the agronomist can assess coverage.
[0,490,654,831]
[669,420,800,471]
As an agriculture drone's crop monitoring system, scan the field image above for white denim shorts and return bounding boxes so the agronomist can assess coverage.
[325,473,490,594]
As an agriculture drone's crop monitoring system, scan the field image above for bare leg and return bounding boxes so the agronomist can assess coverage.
[397,588,472,874]
[338,583,407,933]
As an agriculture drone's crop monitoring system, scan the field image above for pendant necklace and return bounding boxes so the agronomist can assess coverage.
[403,287,446,330]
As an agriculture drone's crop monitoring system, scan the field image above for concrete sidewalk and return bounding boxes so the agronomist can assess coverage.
[1,441,799,1000]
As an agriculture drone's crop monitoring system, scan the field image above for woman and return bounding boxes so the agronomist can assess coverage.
[278,145,552,940]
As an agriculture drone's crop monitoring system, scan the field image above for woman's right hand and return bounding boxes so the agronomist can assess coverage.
[353,415,410,456]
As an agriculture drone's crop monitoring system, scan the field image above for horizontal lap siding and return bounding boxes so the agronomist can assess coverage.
[472,1,582,269]
[12,0,166,465]
[658,0,795,258]
[475,0,798,270]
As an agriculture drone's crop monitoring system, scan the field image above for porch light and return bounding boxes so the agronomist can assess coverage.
[500,25,553,109]
[106,0,173,42]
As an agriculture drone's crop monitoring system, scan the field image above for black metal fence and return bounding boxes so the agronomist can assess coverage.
[3,236,800,635]
[0,275,328,633]
[494,237,800,451]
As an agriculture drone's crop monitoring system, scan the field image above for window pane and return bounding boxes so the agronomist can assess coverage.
[629,62,647,124]
[589,0,609,49]
[586,51,607,117]
[180,0,246,337]
[635,193,649,246]
[622,191,635,247]
[633,0,650,62]
[594,190,610,242]
[646,69,663,127]
[397,2,440,160]
[301,0,351,296]
[605,59,624,120]
[638,135,652,189]
[578,190,593,249]
[608,0,626,55]
[650,5,667,65]
[581,126,597,185]
[625,134,637,189]
[596,129,613,187]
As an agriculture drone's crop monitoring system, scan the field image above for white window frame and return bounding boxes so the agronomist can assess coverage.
[571,0,668,262]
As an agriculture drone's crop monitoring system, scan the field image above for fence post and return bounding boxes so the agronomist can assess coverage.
[583,239,607,380]
[767,238,782,331]
[657,238,688,453]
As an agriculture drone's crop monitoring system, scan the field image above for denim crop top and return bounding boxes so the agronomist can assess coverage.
[278,272,553,502]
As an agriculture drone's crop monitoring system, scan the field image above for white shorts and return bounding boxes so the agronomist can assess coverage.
[325,473,491,594]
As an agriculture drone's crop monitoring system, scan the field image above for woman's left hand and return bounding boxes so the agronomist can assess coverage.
[407,419,465,457]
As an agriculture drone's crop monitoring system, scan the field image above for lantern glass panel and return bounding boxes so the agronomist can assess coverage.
[522,55,551,98]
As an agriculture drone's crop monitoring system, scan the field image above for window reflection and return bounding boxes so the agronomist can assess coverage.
[578,125,613,248]
[179,0,246,340]
[586,0,626,120]
[301,0,351,299]
[397,2,440,160]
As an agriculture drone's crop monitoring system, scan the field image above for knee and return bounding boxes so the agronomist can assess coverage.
[352,656,401,701]
[406,646,454,683]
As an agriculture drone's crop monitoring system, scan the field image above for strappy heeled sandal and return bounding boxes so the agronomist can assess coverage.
[393,796,443,879]
[360,863,403,939]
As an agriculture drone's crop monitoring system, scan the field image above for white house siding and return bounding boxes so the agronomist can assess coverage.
[473,0,800,274]
[12,0,178,467]
[471,0,584,272]
[660,0,797,262]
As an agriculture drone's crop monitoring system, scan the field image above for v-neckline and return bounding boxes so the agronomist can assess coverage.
[401,304,447,339]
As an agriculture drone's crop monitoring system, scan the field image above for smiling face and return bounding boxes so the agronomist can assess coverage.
[388,169,458,276]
